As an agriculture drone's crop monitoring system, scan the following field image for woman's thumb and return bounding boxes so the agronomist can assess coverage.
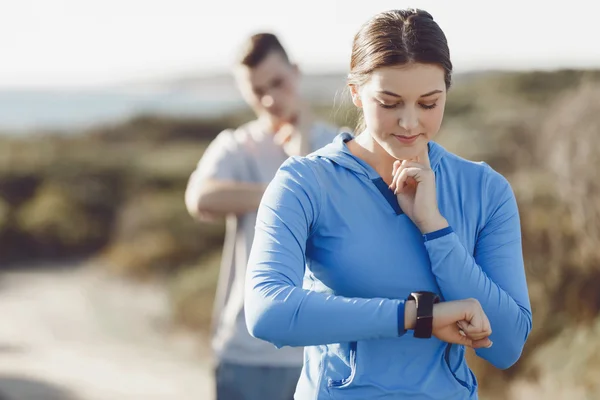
[456,331,473,347]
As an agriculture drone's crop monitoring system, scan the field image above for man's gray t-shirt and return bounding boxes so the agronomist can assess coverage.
[191,119,340,366]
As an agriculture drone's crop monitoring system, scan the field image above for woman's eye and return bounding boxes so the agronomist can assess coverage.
[378,101,437,110]
[420,103,437,110]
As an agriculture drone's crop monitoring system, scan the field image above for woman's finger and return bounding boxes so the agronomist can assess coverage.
[389,160,402,191]
[393,160,401,175]
[394,167,426,194]
[450,328,474,348]
[471,337,493,349]
[392,167,409,194]
[390,160,407,191]
[456,321,482,340]
[391,160,402,183]
[390,160,431,192]
[397,160,428,171]
[394,167,416,194]
[458,316,492,340]
[416,147,432,168]
[457,320,469,334]
[464,329,490,341]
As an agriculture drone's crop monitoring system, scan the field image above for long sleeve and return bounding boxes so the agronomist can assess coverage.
[425,166,532,369]
[244,157,405,348]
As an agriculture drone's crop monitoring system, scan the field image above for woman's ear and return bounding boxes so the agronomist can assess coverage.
[349,84,363,108]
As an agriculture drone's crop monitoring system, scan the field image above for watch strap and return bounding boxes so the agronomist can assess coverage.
[408,291,440,339]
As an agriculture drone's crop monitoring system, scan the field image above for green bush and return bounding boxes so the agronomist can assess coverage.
[14,181,110,258]
[99,189,225,279]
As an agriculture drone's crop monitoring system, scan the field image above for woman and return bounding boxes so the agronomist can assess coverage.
[244,8,532,400]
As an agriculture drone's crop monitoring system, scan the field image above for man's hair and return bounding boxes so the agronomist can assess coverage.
[236,33,290,68]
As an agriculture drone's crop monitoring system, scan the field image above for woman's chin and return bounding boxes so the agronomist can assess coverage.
[387,146,421,161]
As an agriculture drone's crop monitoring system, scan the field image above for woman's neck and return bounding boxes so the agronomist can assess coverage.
[348,131,397,185]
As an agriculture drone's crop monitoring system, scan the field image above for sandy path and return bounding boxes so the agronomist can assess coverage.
[0,264,214,400]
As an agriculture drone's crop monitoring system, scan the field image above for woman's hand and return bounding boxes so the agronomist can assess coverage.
[433,299,493,349]
[389,146,448,234]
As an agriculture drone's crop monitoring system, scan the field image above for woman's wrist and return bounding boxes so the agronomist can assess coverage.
[418,215,449,234]
[404,300,417,330]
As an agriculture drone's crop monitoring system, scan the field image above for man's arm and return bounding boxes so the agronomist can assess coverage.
[185,175,268,220]
[185,115,320,222]
[185,129,266,221]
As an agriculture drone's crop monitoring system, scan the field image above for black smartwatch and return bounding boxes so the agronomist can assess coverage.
[407,291,441,339]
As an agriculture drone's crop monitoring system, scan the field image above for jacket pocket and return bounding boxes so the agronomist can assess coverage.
[327,341,357,388]
[327,338,411,396]
[327,337,474,399]
[443,344,475,392]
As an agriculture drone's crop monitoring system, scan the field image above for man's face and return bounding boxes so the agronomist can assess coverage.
[234,51,301,129]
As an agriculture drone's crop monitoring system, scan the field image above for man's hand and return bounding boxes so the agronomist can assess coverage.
[273,103,314,157]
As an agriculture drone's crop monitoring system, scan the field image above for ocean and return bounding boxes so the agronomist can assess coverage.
[0,89,245,135]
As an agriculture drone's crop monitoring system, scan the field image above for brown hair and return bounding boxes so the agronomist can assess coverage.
[348,9,452,132]
[237,33,290,68]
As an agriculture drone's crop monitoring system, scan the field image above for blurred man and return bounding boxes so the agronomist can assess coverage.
[184,33,340,400]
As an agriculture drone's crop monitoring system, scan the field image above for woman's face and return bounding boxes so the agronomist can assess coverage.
[351,63,447,161]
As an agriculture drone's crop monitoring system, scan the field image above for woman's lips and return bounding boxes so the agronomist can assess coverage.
[393,134,420,144]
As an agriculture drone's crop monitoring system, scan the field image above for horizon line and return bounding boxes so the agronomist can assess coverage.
[1,64,599,92]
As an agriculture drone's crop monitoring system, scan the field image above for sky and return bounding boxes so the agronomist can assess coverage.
[1,0,599,89]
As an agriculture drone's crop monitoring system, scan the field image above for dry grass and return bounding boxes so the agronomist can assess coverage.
[167,250,223,333]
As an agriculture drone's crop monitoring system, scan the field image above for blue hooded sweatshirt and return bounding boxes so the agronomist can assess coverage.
[245,132,532,400]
